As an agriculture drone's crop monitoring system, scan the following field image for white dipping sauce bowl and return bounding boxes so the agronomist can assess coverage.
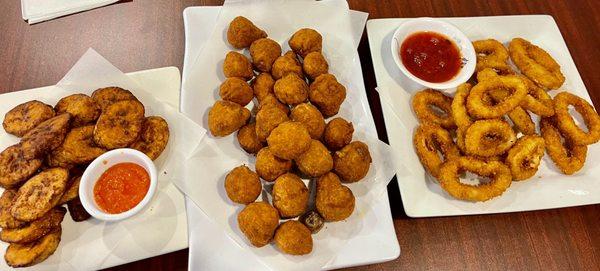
[79,148,157,222]
[391,17,476,90]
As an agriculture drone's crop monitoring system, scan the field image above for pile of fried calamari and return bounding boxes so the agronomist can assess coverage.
[208,16,373,256]
[412,37,600,202]
[0,87,169,267]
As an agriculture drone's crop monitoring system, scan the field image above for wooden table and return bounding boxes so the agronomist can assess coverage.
[1,0,599,270]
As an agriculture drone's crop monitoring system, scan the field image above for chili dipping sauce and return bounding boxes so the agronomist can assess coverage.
[94,162,150,214]
[400,31,462,83]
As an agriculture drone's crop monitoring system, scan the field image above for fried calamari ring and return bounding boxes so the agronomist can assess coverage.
[413,123,460,177]
[540,118,587,175]
[48,125,106,167]
[3,101,55,137]
[438,156,512,202]
[472,39,512,73]
[91,87,137,111]
[55,94,101,127]
[466,75,527,119]
[0,145,43,189]
[451,83,473,128]
[93,100,145,149]
[553,92,600,145]
[506,106,536,135]
[412,89,455,129]
[465,119,516,157]
[506,135,545,181]
[130,116,170,160]
[509,37,565,90]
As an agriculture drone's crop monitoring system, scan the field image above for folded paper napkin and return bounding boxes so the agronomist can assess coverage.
[21,0,118,24]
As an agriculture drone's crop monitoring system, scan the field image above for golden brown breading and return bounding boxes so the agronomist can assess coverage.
[250,38,281,72]
[255,106,289,143]
[0,145,43,189]
[237,202,279,247]
[274,220,313,255]
[257,94,289,115]
[0,190,27,229]
[252,73,276,103]
[333,141,372,183]
[237,123,264,154]
[4,227,61,268]
[227,16,267,49]
[271,51,303,80]
[54,94,101,127]
[11,168,69,222]
[290,103,325,139]
[323,117,353,151]
[219,77,254,106]
[223,51,254,80]
[272,173,309,218]
[66,197,90,222]
[224,165,262,204]
[130,116,170,160]
[208,100,251,137]
[302,52,328,80]
[266,121,311,160]
[294,140,333,177]
[288,28,322,58]
[20,113,71,159]
[48,125,106,167]
[58,175,80,205]
[315,172,355,221]
[273,73,309,106]
[91,87,138,111]
[3,101,55,137]
[255,147,292,182]
[309,74,346,117]
[93,100,145,149]
[0,207,65,244]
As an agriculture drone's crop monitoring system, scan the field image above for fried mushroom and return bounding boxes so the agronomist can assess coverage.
[274,220,313,255]
[333,141,372,183]
[309,74,346,117]
[294,140,333,177]
[271,51,303,80]
[290,103,325,139]
[266,121,311,160]
[224,165,262,205]
[227,16,267,49]
[255,147,292,182]
[237,202,279,247]
[208,100,251,137]
[237,123,264,154]
[302,52,328,80]
[250,38,281,72]
[315,172,355,221]
[252,73,276,103]
[323,117,353,151]
[223,51,254,80]
[219,77,254,106]
[274,73,309,106]
[272,173,309,218]
[288,28,323,58]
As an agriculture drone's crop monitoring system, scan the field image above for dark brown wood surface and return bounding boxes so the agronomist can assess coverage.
[1,0,599,270]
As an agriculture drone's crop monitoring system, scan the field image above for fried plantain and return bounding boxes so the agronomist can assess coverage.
[66,198,90,222]
[0,190,27,229]
[55,94,101,127]
[11,168,69,222]
[0,145,43,189]
[20,113,71,160]
[130,116,170,160]
[3,101,55,137]
[58,175,80,205]
[48,125,106,167]
[4,226,61,268]
[91,87,138,111]
[93,99,145,149]
[0,207,65,244]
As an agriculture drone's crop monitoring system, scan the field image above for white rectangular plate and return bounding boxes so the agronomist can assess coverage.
[367,15,600,217]
[182,6,399,271]
[0,67,188,270]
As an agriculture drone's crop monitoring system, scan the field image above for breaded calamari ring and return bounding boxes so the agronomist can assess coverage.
[93,100,145,149]
[451,83,473,129]
[505,135,545,181]
[465,119,516,157]
[54,94,101,127]
[0,145,43,189]
[485,87,536,135]
[553,92,600,145]
[4,227,62,268]
[91,87,137,111]
[466,75,527,119]
[130,116,170,160]
[509,37,565,90]
[20,113,71,159]
[472,39,512,73]
[3,101,55,137]
[11,168,69,222]
[413,123,461,178]
[48,125,106,167]
[540,118,587,175]
[412,89,455,129]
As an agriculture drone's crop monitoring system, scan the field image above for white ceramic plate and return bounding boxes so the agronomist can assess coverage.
[367,15,600,217]
[0,67,188,270]
[182,6,399,271]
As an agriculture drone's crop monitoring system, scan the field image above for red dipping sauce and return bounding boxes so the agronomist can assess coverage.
[94,162,150,214]
[400,31,462,83]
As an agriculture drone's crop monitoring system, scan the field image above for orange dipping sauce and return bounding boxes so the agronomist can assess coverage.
[94,162,150,214]
[400,31,462,83]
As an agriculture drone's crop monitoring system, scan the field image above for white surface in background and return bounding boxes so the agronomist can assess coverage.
[21,0,118,24]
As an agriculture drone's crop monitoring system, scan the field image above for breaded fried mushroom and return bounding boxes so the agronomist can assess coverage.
[274,73,309,106]
[315,172,355,221]
[289,28,322,58]
[224,165,262,204]
[208,100,251,137]
[295,140,333,177]
[223,51,254,80]
[272,173,309,218]
[250,38,281,72]
[237,202,279,247]
[219,78,254,106]
[323,117,353,151]
[252,73,276,103]
[302,52,329,80]
[309,74,346,117]
[266,121,311,160]
[272,51,303,80]
[274,220,313,255]
[333,141,372,183]
[227,16,267,49]
[255,147,292,182]
[255,106,289,142]
[237,123,264,154]
[290,103,325,139]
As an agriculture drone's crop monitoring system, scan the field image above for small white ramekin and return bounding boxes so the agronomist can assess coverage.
[79,148,157,222]
[391,17,476,90]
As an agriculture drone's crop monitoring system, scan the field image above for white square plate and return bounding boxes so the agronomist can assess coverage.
[367,15,600,217]
[0,67,188,270]
[181,6,399,271]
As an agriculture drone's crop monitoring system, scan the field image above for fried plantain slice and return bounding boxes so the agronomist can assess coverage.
[58,175,80,205]
[0,145,43,189]
[130,116,170,160]
[67,198,90,222]
[3,101,55,137]
[0,207,66,244]
[91,87,138,111]
[0,190,27,229]
[48,125,106,167]
[93,99,145,149]
[20,113,71,160]
[4,226,61,268]
[11,168,69,222]
[55,94,101,127]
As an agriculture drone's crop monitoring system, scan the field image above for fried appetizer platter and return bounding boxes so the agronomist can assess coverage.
[0,87,170,267]
[411,37,600,202]
[209,16,374,256]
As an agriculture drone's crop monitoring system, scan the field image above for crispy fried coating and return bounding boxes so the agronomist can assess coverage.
[413,123,461,178]
[309,74,346,117]
[288,28,322,58]
[302,52,328,80]
[333,141,372,183]
[266,121,312,160]
[274,220,313,255]
[11,168,69,222]
[93,100,145,149]
[315,172,355,221]
[295,140,333,177]
[237,202,279,247]
[250,38,281,72]
[91,87,138,111]
[66,197,90,222]
[130,116,170,160]
[208,100,251,137]
[0,207,65,244]
[0,190,27,229]
[48,125,106,167]
[271,51,303,80]
[255,105,289,142]
[223,51,254,80]
[224,165,262,204]
[509,37,565,90]
[466,75,527,119]
[4,227,61,268]
[464,119,516,157]
[274,73,309,106]
[58,175,80,205]
[252,73,276,103]
[20,113,71,159]
[290,103,325,139]
[220,77,254,106]
[540,118,587,175]
[55,94,101,127]
[0,145,43,189]
[227,16,267,49]
[506,135,545,181]
[255,147,292,182]
[257,94,289,115]
[272,173,309,218]
[553,92,600,145]
[3,101,55,137]
[323,117,353,151]
[237,123,264,154]
[412,89,455,129]
[472,39,512,73]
